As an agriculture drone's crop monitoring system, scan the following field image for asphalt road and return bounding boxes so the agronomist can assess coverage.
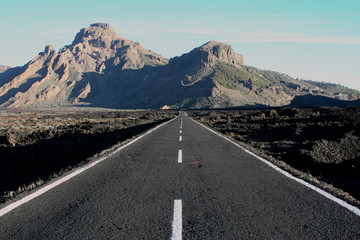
[1,112,360,239]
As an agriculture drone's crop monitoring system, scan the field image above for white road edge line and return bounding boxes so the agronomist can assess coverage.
[188,117,360,217]
[178,150,183,163]
[0,116,179,218]
[171,199,182,240]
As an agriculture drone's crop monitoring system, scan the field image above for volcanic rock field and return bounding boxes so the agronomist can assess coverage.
[188,106,360,206]
[0,109,176,202]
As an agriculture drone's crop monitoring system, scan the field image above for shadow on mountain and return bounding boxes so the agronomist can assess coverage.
[0,66,25,88]
[289,94,360,107]
[76,65,214,109]
[0,75,44,105]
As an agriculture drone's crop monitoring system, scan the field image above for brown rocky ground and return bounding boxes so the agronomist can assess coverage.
[0,109,176,203]
[188,107,360,206]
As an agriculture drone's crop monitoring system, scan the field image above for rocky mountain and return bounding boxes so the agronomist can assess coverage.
[0,23,359,109]
[0,23,167,108]
[0,65,11,73]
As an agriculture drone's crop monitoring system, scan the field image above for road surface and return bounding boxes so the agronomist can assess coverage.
[1,112,359,239]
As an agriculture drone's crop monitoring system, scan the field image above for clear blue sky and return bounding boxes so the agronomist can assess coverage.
[1,0,359,90]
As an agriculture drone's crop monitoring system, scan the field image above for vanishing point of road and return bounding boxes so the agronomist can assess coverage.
[1,112,359,239]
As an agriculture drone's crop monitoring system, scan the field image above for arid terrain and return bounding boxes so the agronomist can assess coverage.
[1,23,359,110]
[0,109,176,203]
[2,107,360,208]
[188,107,360,206]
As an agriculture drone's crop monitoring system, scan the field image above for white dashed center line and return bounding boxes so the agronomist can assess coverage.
[171,199,182,240]
[178,150,182,163]
[179,136,182,141]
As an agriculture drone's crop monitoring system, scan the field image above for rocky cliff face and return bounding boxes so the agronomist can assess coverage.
[170,41,243,69]
[68,23,167,70]
[0,23,359,109]
[0,23,168,108]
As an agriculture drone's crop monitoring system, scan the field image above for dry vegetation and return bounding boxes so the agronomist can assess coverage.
[0,109,176,203]
[189,107,360,206]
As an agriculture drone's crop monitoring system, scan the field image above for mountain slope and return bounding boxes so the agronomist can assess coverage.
[0,23,168,108]
[0,65,11,73]
[0,23,359,109]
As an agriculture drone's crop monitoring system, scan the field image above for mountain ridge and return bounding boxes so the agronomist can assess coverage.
[0,23,359,109]
[0,65,11,73]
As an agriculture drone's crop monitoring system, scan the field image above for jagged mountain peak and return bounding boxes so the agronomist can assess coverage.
[200,40,230,49]
[44,44,55,53]
[58,23,168,70]
[65,23,168,66]
[0,23,170,108]
[71,23,122,47]
[90,23,114,32]
[199,41,244,66]
[169,40,244,70]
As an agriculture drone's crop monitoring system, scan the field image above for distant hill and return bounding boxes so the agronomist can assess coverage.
[290,94,360,107]
[0,23,359,109]
[300,80,360,100]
